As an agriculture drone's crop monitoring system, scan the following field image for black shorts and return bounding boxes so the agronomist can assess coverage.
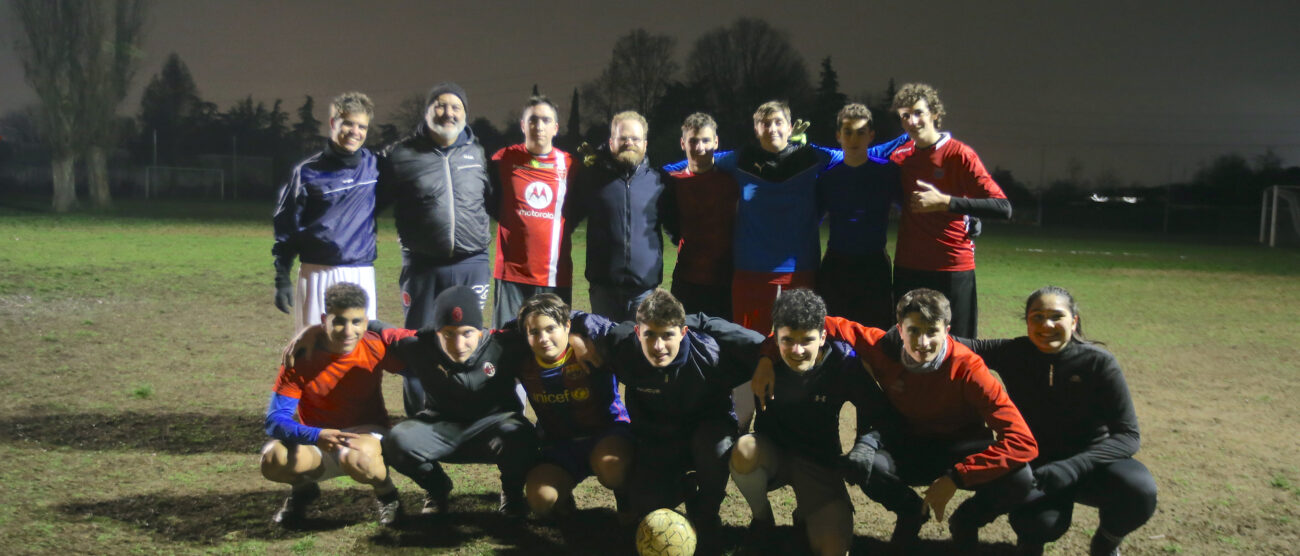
[893,266,978,338]
[817,249,893,329]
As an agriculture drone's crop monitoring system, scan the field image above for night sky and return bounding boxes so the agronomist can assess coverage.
[3,0,1298,185]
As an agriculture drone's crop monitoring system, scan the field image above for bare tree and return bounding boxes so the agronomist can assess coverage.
[388,92,428,135]
[12,0,148,211]
[581,29,678,131]
[686,18,812,140]
[83,0,148,207]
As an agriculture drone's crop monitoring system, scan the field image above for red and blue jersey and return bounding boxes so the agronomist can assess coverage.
[518,346,629,442]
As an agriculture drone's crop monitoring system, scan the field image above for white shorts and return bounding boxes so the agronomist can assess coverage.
[294,263,377,332]
[265,424,387,483]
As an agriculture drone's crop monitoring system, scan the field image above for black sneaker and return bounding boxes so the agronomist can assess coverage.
[376,490,403,527]
[949,516,980,554]
[1090,530,1122,556]
[272,483,320,527]
[1017,539,1046,556]
[736,517,776,555]
[498,490,528,518]
[888,505,928,554]
[421,489,449,515]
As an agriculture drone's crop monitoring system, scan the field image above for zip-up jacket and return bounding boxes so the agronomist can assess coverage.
[571,311,763,437]
[567,147,669,289]
[754,335,901,469]
[379,124,493,261]
[272,145,379,272]
[371,320,526,423]
[821,317,1038,486]
[958,336,1140,488]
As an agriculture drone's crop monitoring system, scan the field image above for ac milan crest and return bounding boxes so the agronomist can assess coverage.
[452,307,463,322]
[482,362,496,377]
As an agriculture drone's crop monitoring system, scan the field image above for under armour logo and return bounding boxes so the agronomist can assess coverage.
[813,395,828,402]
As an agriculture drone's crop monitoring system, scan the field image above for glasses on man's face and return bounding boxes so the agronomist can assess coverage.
[616,136,645,145]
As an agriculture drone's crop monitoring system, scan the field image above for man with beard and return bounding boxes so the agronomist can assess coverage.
[568,111,670,321]
[488,96,575,327]
[378,82,494,416]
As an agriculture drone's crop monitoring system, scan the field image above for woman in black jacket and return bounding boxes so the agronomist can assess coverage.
[962,286,1157,556]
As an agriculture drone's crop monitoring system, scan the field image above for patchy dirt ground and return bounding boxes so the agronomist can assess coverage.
[1,212,1297,554]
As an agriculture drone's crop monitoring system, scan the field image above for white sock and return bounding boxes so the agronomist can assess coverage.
[730,465,773,522]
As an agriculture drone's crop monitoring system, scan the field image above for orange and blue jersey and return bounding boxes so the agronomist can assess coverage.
[265,328,415,444]
[518,345,629,442]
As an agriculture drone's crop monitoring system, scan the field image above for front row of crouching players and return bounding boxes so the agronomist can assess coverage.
[570,288,765,548]
[753,288,1039,554]
[260,283,414,526]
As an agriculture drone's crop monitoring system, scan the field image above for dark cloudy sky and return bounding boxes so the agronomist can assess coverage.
[3,0,1298,186]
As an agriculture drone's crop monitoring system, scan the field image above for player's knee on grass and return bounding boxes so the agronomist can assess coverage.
[525,463,574,516]
[590,434,632,490]
[730,434,762,474]
[338,434,388,485]
[259,440,321,483]
[804,500,853,556]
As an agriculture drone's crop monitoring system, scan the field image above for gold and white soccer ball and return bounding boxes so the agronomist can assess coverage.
[635,508,697,556]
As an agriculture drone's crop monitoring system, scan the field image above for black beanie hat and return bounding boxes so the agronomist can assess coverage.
[426,81,468,111]
[431,285,483,330]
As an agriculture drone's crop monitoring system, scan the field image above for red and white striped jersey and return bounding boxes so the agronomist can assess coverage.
[492,144,574,287]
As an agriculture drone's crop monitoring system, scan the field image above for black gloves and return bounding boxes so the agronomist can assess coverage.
[838,437,878,486]
[1032,462,1076,494]
[274,269,293,314]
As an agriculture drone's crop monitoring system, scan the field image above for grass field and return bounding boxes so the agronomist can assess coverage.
[0,199,1297,555]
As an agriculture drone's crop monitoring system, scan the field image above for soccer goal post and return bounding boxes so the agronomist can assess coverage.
[144,166,225,200]
[1260,185,1300,247]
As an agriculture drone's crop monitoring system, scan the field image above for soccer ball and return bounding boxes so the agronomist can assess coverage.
[635,508,697,556]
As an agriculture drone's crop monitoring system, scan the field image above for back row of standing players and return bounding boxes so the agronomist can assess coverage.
[267,81,1155,554]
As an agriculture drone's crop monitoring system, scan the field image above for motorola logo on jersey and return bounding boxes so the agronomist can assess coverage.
[524,181,553,209]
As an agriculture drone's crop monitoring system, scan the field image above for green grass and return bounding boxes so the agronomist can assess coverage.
[1,198,1298,554]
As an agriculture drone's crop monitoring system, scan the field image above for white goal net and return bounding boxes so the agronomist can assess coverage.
[1260,185,1300,247]
[144,166,225,200]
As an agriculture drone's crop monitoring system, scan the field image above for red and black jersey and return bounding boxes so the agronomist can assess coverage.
[664,169,739,287]
[822,317,1038,486]
[890,134,1005,272]
[492,144,574,287]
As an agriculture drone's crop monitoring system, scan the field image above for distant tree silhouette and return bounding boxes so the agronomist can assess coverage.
[580,29,679,131]
[13,0,148,211]
[138,53,216,164]
[810,57,848,146]
[685,17,812,144]
[291,95,321,156]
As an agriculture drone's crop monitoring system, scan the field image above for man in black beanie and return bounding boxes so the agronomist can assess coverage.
[377,81,495,417]
[378,286,539,517]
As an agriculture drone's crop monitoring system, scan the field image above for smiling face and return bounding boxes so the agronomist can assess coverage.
[1026,294,1079,353]
[521,103,558,155]
[425,93,466,145]
[524,313,570,364]
[897,99,941,147]
[776,326,826,373]
[681,126,718,170]
[754,112,792,153]
[329,111,370,154]
[323,307,368,354]
[899,311,949,364]
[437,324,482,364]
[637,322,686,368]
[609,119,647,168]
